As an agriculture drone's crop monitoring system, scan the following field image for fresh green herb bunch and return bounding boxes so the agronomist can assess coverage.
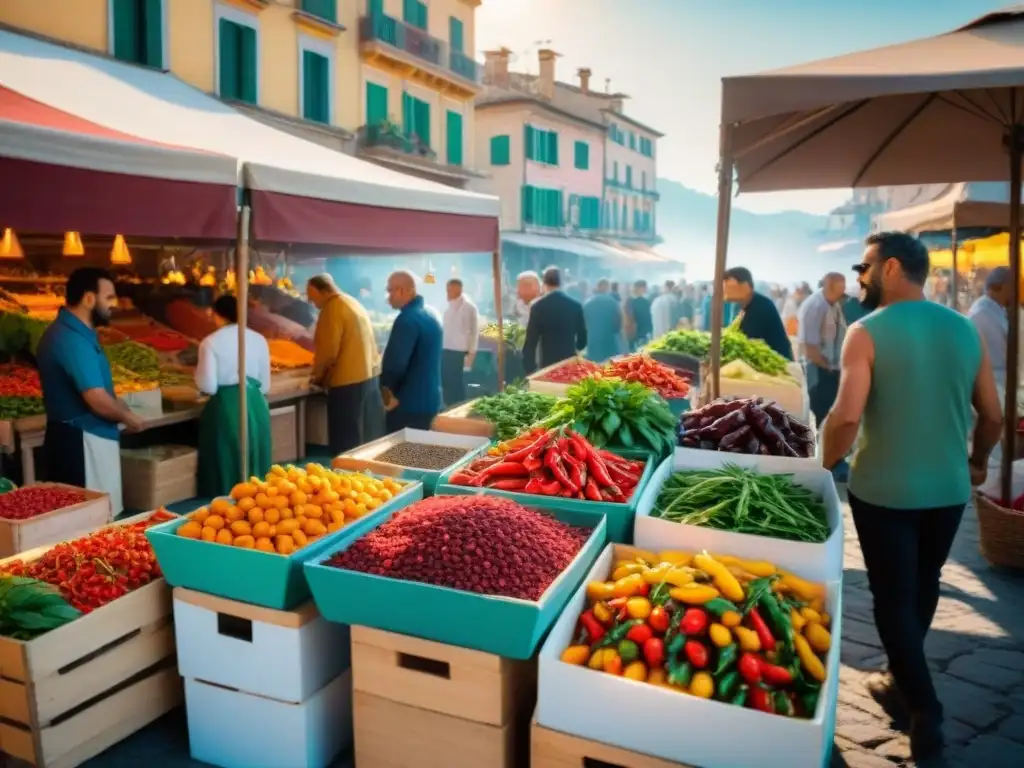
[0,576,81,640]
[648,328,789,377]
[470,387,558,440]
[541,377,676,453]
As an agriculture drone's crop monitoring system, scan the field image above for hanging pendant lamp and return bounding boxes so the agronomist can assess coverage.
[0,228,24,259]
[110,235,132,265]
[62,231,85,257]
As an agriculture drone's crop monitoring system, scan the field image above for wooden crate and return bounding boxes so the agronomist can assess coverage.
[532,718,697,768]
[430,399,495,439]
[305,395,329,448]
[121,446,197,511]
[350,626,536,727]
[0,513,182,768]
[0,485,111,558]
[270,405,298,464]
[354,691,529,768]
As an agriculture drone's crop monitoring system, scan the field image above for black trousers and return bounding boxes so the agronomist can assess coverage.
[327,377,385,455]
[441,349,467,407]
[808,365,840,426]
[849,491,964,718]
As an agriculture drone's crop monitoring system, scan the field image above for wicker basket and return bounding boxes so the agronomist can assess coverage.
[975,492,1024,569]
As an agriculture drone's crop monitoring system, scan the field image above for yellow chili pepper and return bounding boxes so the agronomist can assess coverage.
[736,559,778,577]
[694,553,745,602]
[612,563,646,581]
[586,581,615,601]
[805,623,832,654]
[626,597,652,620]
[790,608,807,632]
[800,607,822,624]
[613,573,646,598]
[647,667,667,686]
[592,601,614,624]
[780,570,825,602]
[794,634,826,682]
[602,650,623,675]
[663,568,696,587]
[657,550,693,566]
[809,595,825,613]
[588,648,609,670]
[721,610,743,628]
[669,584,720,605]
[733,625,761,652]
[560,645,591,665]
[623,661,648,681]
[820,612,832,627]
[625,549,660,565]
[690,672,715,698]
[709,623,732,648]
[642,564,672,584]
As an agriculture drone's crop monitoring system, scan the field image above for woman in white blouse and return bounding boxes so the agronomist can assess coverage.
[194,295,272,497]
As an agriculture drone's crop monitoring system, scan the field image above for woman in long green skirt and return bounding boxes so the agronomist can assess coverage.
[194,295,273,497]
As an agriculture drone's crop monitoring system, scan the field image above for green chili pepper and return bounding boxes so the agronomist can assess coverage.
[617,639,640,663]
[774,690,795,717]
[650,581,672,607]
[731,684,749,707]
[757,591,795,652]
[742,577,777,615]
[666,633,685,657]
[713,643,739,676]
[593,619,643,650]
[668,659,693,687]
[801,689,820,716]
[717,669,740,700]
[704,597,739,617]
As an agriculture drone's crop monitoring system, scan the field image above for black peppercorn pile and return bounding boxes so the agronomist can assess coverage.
[326,495,590,601]
[373,442,470,470]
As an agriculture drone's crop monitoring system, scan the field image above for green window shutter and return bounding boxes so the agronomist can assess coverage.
[366,82,388,126]
[402,92,414,135]
[143,0,163,67]
[449,17,464,53]
[525,125,535,161]
[641,171,646,190]
[404,0,427,29]
[112,0,140,64]
[547,131,558,165]
[613,161,618,181]
[302,0,337,23]
[490,135,509,165]
[446,110,463,166]
[370,0,384,15]
[625,166,632,187]
[218,19,239,99]
[414,98,431,147]
[573,141,588,170]
[238,24,258,104]
[302,50,329,124]
[522,185,535,224]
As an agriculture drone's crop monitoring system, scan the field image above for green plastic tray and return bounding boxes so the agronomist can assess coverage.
[302,504,607,659]
[434,455,654,544]
[145,475,424,610]
[667,396,690,417]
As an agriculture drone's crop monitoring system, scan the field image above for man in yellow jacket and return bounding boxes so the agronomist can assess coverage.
[307,274,385,453]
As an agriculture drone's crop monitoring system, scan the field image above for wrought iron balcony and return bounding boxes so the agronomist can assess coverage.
[357,121,436,161]
[359,14,480,85]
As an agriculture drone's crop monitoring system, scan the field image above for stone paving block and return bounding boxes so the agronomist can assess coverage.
[837,703,880,727]
[934,674,1007,730]
[997,714,1024,744]
[958,734,1024,766]
[838,688,891,721]
[944,717,978,746]
[925,632,978,663]
[842,640,884,667]
[873,736,911,760]
[973,649,1024,672]
[837,748,900,768]
[836,723,893,748]
[948,653,1024,691]
[843,617,883,648]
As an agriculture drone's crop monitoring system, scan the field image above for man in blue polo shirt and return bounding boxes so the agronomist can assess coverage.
[37,268,144,515]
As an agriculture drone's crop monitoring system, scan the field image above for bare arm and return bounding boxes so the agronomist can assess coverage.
[82,389,140,429]
[971,336,1004,468]
[803,343,832,370]
[821,324,874,469]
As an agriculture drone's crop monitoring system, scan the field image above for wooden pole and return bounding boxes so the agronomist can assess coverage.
[236,204,251,482]
[492,235,506,390]
[708,123,737,400]
[950,225,959,311]
[1001,125,1022,503]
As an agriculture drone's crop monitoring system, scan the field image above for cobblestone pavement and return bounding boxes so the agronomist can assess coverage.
[833,491,1024,768]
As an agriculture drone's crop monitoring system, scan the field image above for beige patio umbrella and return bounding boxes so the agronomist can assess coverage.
[709,6,1024,499]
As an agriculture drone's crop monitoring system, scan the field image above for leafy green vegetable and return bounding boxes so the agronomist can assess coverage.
[652,465,830,543]
[540,378,676,453]
[481,321,526,348]
[647,327,790,377]
[0,575,82,640]
[469,386,557,440]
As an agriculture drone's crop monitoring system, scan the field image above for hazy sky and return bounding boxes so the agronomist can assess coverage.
[476,0,1008,215]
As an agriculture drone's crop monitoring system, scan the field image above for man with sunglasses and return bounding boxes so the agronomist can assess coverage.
[820,231,1003,762]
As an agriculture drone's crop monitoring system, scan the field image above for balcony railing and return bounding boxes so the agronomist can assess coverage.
[357,121,436,161]
[605,178,660,199]
[359,14,481,84]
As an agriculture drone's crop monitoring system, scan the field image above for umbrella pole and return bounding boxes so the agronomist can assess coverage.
[237,204,251,483]
[1000,127,1023,503]
[492,235,505,389]
[709,123,736,400]
[950,225,959,311]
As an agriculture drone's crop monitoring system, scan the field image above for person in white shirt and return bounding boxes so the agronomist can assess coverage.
[650,280,680,340]
[441,278,480,406]
[514,270,541,326]
[194,295,273,497]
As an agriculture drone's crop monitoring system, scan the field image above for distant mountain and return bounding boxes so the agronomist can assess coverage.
[656,178,832,284]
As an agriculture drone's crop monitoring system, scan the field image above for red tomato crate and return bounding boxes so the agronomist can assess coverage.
[0,484,112,558]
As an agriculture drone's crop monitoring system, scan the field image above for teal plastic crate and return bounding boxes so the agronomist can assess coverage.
[302,505,607,659]
[667,396,690,418]
[434,455,654,544]
[145,475,424,610]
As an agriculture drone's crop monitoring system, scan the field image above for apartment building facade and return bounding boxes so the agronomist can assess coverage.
[0,0,483,187]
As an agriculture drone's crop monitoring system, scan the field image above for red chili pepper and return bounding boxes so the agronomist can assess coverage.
[684,639,710,668]
[488,478,530,491]
[606,462,641,488]
[680,607,708,635]
[759,659,795,686]
[583,476,603,501]
[738,653,763,684]
[584,450,615,488]
[748,607,776,650]
[749,684,775,713]
[545,449,577,491]
[580,610,605,643]
[648,605,670,633]
[504,432,551,463]
[449,471,475,485]
[470,461,529,487]
[523,457,544,472]
[626,623,653,644]
[643,637,665,667]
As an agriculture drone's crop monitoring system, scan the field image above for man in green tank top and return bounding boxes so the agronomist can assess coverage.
[821,232,1003,762]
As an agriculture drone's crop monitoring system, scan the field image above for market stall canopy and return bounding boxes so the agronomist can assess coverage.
[0,85,237,239]
[501,232,611,258]
[721,8,1024,192]
[0,28,500,253]
[930,231,1018,270]
[872,182,1024,233]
